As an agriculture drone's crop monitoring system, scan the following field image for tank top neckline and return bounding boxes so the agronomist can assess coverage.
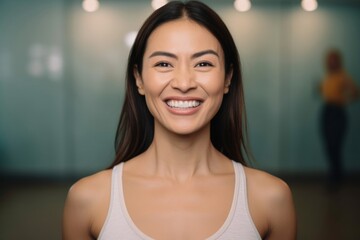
[116,160,241,240]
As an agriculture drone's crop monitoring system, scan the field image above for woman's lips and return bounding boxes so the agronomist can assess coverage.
[164,98,203,115]
[166,100,201,108]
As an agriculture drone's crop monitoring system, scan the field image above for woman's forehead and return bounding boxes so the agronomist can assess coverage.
[145,19,223,56]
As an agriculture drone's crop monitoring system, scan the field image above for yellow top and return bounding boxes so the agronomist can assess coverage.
[321,70,359,106]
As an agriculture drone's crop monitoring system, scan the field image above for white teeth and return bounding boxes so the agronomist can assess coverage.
[166,100,201,108]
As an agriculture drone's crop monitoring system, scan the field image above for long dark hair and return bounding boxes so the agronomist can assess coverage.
[109,1,250,168]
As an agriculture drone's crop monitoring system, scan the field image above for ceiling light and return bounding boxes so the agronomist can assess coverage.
[234,0,251,12]
[82,0,100,13]
[301,0,318,12]
[151,0,168,10]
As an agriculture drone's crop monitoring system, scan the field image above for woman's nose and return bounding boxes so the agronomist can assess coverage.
[170,66,197,92]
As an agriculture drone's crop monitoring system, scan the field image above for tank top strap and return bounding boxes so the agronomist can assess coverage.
[107,163,123,205]
[113,163,122,202]
[98,163,125,239]
[235,162,247,209]
[233,162,262,239]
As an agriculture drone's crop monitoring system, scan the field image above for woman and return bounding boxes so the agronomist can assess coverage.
[320,49,359,187]
[63,1,296,239]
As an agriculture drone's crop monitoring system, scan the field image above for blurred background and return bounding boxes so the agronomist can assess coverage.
[0,0,359,239]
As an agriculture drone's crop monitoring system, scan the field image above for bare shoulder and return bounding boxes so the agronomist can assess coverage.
[67,169,112,203]
[244,166,293,203]
[63,169,112,240]
[244,167,297,240]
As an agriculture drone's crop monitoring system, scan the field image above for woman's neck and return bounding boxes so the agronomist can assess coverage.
[141,123,222,182]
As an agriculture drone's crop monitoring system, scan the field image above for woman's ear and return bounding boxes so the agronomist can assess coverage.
[224,66,233,94]
[134,66,145,95]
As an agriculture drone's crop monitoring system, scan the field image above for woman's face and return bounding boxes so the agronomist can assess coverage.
[135,18,231,135]
[326,51,342,72]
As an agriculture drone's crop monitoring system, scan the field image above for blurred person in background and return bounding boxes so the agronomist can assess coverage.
[320,48,359,188]
[62,1,296,239]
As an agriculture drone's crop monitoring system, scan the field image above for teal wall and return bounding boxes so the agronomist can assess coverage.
[0,0,359,177]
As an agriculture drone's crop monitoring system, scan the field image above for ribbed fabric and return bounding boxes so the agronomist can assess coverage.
[98,161,262,240]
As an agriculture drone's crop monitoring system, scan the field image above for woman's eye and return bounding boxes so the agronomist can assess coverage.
[155,62,171,68]
[196,62,213,67]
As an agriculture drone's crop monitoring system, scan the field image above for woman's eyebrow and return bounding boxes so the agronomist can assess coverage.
[148,49,219,59]
[149,51,177,59]
[191,49,219,59]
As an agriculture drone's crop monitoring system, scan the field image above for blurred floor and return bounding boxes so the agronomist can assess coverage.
[290,178,360,240]
[0,177,359,240]
[0,181,70,240]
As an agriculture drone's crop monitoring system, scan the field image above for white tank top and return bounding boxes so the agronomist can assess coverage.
[98,161,262,240]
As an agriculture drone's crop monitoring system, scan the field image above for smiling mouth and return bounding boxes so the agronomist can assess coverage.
[166,100,202,109]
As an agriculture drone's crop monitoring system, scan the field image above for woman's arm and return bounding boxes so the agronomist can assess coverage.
[246,168,297,240]
[345,74,360,102]
[62,179,95,240]
[265,179,297,240]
